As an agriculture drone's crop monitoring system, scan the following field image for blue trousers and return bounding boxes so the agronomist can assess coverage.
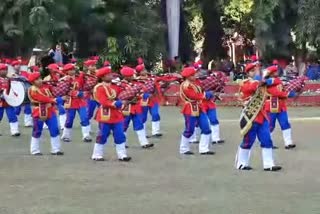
[15,104,32,115]
[268,111,291,132]
[96,122,126,145]
[32,114,59,138]
[183,112,211,138]
[124,114,144,132]
[65,107,89,128]
[57,102,66,115]
[240,119,273,149]
[142,103,161,123]
[207,108,219,125]
[87,99,99,120]
[0,106,18,123]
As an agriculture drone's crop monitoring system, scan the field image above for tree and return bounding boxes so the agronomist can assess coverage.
[200,0,226,65]
[253,0,298,60]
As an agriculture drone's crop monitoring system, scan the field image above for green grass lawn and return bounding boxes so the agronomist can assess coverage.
[0,107,319,214]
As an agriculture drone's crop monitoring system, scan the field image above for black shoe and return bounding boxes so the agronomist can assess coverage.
[152,133,163,138]
[212,140,225,144]
[146,135,151,139]
[119,157,132,162]
[285,144,296,150]
[272,146,279,149]
[83,137,92,143]
[183,151,194,155]
[51,151,64,156]
[190,141,199,144]
[142,143,154,149]
[264,166,282,171]
[32,153,43,156]
[238,165,252,170]
[62,138,71,143]
[92,158,105,161]
[12,133,20,137]
[125,145,129,149]
[200,151,215,155]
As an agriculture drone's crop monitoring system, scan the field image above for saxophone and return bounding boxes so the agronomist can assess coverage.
[239,85,267,136]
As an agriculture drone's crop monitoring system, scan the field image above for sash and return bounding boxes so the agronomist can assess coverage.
[39,103,50,121]
[270,97,279,113]
[100,107,111,121]
[180,81,202,116]
[240,86,266,136]
[141,98,149,107]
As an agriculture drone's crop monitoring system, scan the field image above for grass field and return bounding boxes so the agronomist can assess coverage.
[0,107,320,214]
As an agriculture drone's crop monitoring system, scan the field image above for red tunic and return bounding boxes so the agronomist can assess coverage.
[239,79,267,124]
[265,78,289,113]
[93,82,124,124]
[28,85,56,119]
[64,73,87,109]
[0,77,11,107]
[180,80,205,116]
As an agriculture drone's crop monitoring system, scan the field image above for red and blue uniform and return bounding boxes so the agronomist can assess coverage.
[91,67,129,160]
[179,67,212,154]
[27,72,62,155]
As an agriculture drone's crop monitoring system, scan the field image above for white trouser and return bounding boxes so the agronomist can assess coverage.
[211,124,221,142]
[136,129,148,146]
[61,128,72,140]
[151,121,161,135]
[30,137,41,154]
[24,114,33,126]
[235,147,251,169]
[179,135,190,154]
[199,134,211,153]
[10,122,19,135]
[262,148,275,169]
[282,128,293,146]
[50,136,61,153]
[59,114,66,130]
[91,143,104,159]
[81,125,91,139]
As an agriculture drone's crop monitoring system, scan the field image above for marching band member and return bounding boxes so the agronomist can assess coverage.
[43,63,67,129]
[235,63,282,171]
[136,64,162,138]
[83,59,98,132]
[264,65,296,149]
[61,63,92,143]
[0,63,20,136]
[120,66,154,149]
[11,60,33,127]
[179,67,213,155]
[91,67,131,161]
[27,72,63,155]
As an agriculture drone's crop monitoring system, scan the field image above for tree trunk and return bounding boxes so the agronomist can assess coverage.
[201,0,225,67]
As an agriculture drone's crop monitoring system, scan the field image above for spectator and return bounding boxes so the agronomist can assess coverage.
[284,60,298,78]
[296,56,306,76]
[48,44,63,64]
[306,60,320,80]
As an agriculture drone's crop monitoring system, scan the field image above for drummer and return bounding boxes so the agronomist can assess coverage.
[12,60,33,127]
[0,63,20,136]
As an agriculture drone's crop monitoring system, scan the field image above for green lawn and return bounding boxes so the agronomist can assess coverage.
[0,107,319,214]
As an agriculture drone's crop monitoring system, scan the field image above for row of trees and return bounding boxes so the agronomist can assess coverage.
[0,0,319,67]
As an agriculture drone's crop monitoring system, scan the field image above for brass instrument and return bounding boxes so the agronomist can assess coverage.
[239,85,267,136]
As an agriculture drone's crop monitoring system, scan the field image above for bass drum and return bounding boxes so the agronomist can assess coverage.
[3,79,31,107]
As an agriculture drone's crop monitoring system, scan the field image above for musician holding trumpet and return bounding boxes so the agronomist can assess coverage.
[236,63,296,171]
